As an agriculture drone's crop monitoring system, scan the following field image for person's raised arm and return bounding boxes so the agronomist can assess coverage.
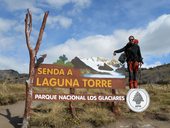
[113,46,126,56]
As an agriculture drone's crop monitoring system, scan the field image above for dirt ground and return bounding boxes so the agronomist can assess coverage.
[0,101,169,128]
[0,101,24,128]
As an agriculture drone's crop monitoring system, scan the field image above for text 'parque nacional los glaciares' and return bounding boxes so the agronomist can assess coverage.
[33,64,125,89]
[33,93,125,102]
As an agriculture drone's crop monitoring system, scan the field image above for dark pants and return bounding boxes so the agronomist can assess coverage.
[127,61,139,89]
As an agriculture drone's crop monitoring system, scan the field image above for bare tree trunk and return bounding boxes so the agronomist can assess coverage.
[22,9,48,128]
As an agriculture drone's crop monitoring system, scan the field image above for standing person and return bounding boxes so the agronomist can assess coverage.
[113,36,143,89]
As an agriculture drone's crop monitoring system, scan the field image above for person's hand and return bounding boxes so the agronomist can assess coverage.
[139,61,143,67]
[113,52,116,56]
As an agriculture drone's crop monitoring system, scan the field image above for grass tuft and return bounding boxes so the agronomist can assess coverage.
[0,83,25,105]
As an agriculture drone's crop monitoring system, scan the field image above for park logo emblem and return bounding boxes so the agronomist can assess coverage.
[126,89,150,112]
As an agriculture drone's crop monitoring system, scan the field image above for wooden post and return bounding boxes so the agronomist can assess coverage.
[22,9,49,128]
[69,88,76,117]
[112,89,121,115]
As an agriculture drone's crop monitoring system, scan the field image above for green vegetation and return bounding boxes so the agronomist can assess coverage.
[0,83,25,105]
[80,69,92,74]
[53,54,74,67]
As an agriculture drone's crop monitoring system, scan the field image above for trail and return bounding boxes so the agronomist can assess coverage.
[0,101,24,128]
[0,101,169,128]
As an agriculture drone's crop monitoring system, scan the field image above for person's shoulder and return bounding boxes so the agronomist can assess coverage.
[126,42,131,46]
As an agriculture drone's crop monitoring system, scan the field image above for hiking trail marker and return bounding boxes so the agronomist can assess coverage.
[23,9,126,128]
[32,64,126,117]
[33,64,126,102]
[33,64,125,89]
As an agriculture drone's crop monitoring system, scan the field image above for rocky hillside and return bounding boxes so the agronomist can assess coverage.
[116,63,170,84]
[141,64,170,84]
[0,70,28,84]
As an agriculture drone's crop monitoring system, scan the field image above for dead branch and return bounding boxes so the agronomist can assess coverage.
[34,11,49,55]
[22,9,49,128]
[25,11,32,52]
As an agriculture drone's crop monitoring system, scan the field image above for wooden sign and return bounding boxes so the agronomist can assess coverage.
[33,93,125,102]
[33,64,125,89]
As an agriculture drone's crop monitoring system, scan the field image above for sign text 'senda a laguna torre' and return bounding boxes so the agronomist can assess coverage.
[33,64,125,89]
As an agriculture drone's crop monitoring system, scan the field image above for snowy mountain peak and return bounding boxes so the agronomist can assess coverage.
[71,56,125,78]
[81,57,119,66]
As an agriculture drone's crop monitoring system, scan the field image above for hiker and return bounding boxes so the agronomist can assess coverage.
[113,36,143,89]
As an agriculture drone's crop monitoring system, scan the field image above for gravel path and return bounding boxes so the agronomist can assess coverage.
[0,101,24,128]
[0,101,169,128]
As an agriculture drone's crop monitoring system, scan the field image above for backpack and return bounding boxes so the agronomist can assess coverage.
[118,53,126,64]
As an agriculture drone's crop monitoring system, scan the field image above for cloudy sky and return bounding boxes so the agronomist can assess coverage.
[0,0,170,73]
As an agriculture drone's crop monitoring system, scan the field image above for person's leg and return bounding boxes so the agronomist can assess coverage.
[128,61,133,89]
[133,61,139,88]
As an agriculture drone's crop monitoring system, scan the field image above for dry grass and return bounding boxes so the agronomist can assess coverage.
[31,102,70,128]
[32,85,170,128]
[1,83,170,127]
[144,84,170,113]
[78,106,115,127]
[31,101,115,128]
[120,84,170,120]
[30,84,170,128]
[30,87,118,128]
[0,83,25,105]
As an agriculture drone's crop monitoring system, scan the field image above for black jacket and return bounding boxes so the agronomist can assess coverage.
[114,42,143,62]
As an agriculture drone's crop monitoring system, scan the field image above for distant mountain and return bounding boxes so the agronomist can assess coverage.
[140,64,170,84]
[116,63,170,84]
[0,70,28,84]
[71,56,125,78]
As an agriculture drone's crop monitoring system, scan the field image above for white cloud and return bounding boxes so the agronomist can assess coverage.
[1,12,170,72]
[43,0,91,9]
[0,55,28,73]
[1,0,91,31]
[73,0,91,8]
[71,0,91,14]
[43,0,71,9]
[0,18,17,32]
[2,0,91,15]
[14,24,24,34]
[0,18,19,50]
[2,0,42,13]
[0,17,27,50]
[0,36,16,50]
[47,15,72,29]
[44,14,170,65]
[43,35,118,63]
[143,61,162,68]
[141,14,170,55]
